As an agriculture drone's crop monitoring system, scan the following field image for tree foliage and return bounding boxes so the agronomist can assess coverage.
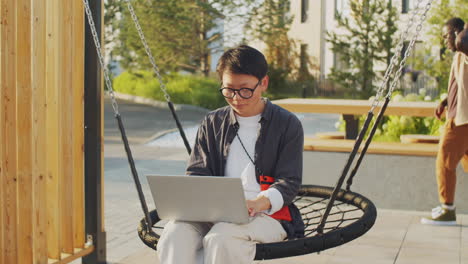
[105,0,254,76]
[245,0,296,72]
[245,0,316,97]
[327,0,398,99]
[410,0,468,94]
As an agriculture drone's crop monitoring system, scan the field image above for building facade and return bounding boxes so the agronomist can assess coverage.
[288,0,436,96]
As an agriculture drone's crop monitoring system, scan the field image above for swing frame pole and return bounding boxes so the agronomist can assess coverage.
[83,0,107,263]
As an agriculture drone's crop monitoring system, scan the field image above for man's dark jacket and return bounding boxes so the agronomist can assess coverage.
[186,99,305,239]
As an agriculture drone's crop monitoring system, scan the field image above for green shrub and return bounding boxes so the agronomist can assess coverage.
[113,69,312,108]
[113,71,226,110]
[336,92,445,142]
[264,66,311,100]
[113,71,161,98]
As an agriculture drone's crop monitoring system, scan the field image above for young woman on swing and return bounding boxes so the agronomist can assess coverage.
[157,45,305,264]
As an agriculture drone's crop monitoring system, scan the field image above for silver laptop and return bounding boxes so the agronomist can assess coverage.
[146,175,250,224]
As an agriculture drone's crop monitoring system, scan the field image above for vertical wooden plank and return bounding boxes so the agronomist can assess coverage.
[16,0,33,262]
[0,0,18,263]
[72,0,85,249]
[32,0,48,263]
[60,0,75,254]
[46,0,61,259]
[0,0,3,262]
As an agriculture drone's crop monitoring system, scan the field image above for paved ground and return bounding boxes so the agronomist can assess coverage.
[103,98,203,263]
[104,97,207,144]
[119,210,468,264]
[100,98,468,264]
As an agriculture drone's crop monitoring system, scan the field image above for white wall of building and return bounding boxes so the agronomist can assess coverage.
[288,0,324,77]
[290,0,434,78]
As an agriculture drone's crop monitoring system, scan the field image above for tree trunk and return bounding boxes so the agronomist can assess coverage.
[199,0,210,77]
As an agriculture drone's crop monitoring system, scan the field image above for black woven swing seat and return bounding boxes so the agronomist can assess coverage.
[138,184,377,260]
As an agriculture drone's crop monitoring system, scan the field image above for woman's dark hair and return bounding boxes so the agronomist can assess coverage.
[456,28,468,55]
[445,17,465,33]
[216,45,268,81]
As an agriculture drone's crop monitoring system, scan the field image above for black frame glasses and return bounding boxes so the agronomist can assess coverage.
[219,80,261,99]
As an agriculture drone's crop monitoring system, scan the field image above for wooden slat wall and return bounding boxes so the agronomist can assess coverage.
[2,2,19,264]
[32,0,48,262]
[17,0,33,263]
[59,0,75,255]
[72,0,86,249]
[0,0,4,263]
[0,0,3,263]
[0,0,92,263]
[45,0,61,260]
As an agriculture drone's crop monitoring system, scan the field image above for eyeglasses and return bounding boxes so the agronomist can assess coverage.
[219,80,261,99]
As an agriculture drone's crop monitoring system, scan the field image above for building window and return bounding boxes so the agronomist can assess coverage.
[301,0,308,23]
[402,0,410,14]
[335,0,350,18]
[333,52,348,71]
[300,44,308,69]
[401,41,409,58]
[401,0,414,14]
[401,40,422,60]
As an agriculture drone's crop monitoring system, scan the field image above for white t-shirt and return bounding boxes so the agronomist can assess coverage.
[225,114,284,215]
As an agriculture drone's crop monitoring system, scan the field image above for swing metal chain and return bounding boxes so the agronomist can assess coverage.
[345,0,434,191]
[387,0,433,97]
[369,0,427,113]
[124,0,172,102]
[82,0,119,115]
[83,0,156,230]
[370,0,425,110]
[317,0,435,233]
[319,0,435,233]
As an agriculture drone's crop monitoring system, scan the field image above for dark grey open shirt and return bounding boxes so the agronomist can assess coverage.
[186,99,305,238]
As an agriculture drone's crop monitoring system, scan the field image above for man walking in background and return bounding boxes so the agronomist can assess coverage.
[421,18,468,226]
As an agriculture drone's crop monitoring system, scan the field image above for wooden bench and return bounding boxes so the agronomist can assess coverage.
[400,134,440,144]
[314,133,440,144]
[315,131,345,140]
[274,98,437,116]
[304,138,438,157]
[274,98,438,139]
[270,99,468,212]
[272,98,440,155]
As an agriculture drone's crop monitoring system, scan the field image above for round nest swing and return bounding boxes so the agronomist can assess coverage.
[138,185,376,260]
[82,0,435,260]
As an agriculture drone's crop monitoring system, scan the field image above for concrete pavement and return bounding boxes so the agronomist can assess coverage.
[119,210,468,264]
[103,97,205,263]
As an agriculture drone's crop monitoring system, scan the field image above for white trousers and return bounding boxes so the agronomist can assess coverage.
[157,214,287,264]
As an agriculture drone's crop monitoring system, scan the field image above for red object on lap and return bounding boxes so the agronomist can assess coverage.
[259,175,292,221]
